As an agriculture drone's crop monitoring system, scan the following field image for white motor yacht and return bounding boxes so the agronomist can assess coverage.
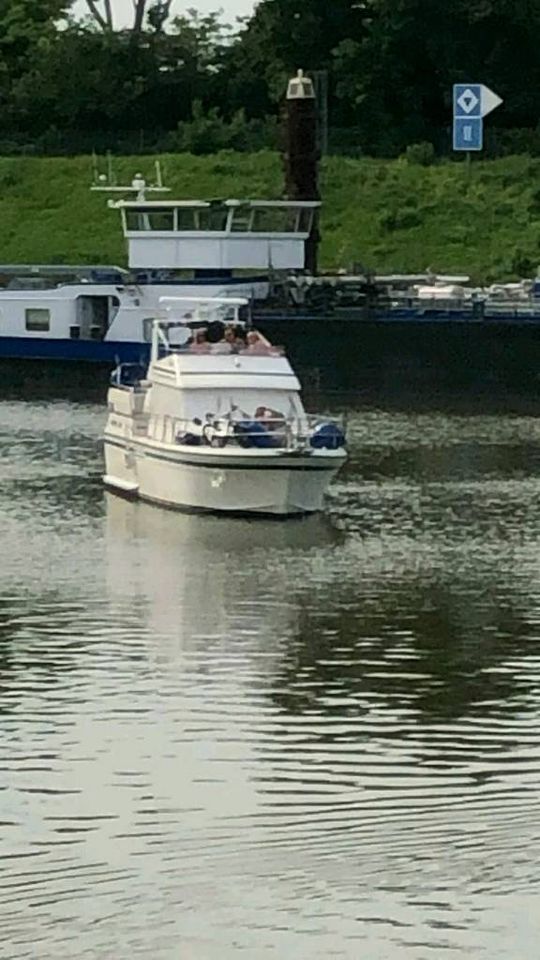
[103,297,346,516]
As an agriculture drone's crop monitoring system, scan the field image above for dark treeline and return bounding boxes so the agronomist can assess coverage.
[2,0,540,157]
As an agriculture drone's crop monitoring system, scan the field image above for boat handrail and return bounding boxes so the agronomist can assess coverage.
[158,296,249,308]
[156,296,249,331]
[153,411,347,452]
[168,339,285,355]
[150,298,279,363]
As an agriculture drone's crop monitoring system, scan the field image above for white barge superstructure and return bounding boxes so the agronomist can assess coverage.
[0,171,319,363]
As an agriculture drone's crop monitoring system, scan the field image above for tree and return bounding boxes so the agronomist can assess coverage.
[221,0,371,117]
[223,0,540,151]
[0,0,71,122]
[332,0,540,152]
[85,0,112,30]
[0,0,69,59]
[5,8,231,143]
[83,0,174,34]
[147,1,173,33]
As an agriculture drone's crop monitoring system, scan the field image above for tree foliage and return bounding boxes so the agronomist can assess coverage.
[83,0,173,34]
[0,0,539,156]
[331,0,540,151]
[225,0,540,152]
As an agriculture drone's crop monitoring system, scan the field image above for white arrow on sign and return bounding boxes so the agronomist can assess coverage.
[480,85,503,118]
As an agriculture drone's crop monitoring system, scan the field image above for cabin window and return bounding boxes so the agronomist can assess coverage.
[251,208,296,233]
[230,208,253,232]
[25,307,50,332]
[125,209,174,231]
[195,208,228,231]
[177,209,197,230]
[126,211,143,230]
[172,208,228,232]
[297,208,314,233]
[146,209,174,230]
[109,295,120,323]
[142,318,154,342]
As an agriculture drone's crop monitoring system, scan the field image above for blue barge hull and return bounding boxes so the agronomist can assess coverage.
[3,306,540,365]
[253,308,540,325]
[2,312,540,398]
[0,337,150,364]
[1,320,540,401]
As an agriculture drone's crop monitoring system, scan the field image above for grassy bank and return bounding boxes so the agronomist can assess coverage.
[0,151,538,281]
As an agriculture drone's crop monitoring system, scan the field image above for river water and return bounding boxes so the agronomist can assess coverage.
[1,369,540,959]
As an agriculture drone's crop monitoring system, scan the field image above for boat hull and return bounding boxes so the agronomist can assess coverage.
[0,336,150,364]
[103,437,343,516]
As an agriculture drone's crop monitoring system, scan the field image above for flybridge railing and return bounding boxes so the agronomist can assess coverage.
[151,412,347,453]
[151,296,250,362]
[159,295,248,318]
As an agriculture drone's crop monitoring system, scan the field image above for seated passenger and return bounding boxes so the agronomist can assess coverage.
[211,337,233,354]
[244,330,273,354]
[206,320,225,344]
[255,406,286,430]
[223,324,246,351]
[189,329,211,353]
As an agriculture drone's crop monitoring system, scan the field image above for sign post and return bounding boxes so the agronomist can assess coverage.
[453,84,503,155]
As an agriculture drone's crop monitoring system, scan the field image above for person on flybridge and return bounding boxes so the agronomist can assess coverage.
[188,324,275,355]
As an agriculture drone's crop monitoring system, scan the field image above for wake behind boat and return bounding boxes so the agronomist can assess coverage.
[103,297,346,516]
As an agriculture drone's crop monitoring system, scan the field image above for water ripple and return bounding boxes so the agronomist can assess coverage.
[1,393,540,958]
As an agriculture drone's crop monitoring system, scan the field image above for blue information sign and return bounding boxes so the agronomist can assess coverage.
[452,83,503,153]
[453,85,482,119]
[453,116,483,151]
[453,84,483,152]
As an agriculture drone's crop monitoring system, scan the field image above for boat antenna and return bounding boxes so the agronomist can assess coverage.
[90,156,170,200]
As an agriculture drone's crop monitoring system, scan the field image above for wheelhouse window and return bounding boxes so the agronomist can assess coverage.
[297,208,314,233]
[175,206,226,231]
[126,208,174,231]
[177,208,197,231]
[251,207,297,233]
[147,209,175,230]
[230,207,253,232]
[195,208,228,231]
[25,307,50,332]
[125,206,228,232]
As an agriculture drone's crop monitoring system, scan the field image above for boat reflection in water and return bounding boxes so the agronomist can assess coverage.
[104,492,342,659]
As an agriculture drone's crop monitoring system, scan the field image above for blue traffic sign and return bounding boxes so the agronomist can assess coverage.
[453,84,482,119]
[452,83,502,152]
[453,116,483,151]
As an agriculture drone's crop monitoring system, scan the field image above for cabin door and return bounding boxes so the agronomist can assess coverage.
[75,296,110,341]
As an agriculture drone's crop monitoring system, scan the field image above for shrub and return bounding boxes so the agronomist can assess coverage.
[166,102,279,156]
[379,207,422,231]
[508,247,536,277]
[485,127,540,158]
[404,141,436,166]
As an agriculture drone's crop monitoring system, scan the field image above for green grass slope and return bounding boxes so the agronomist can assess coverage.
[0,151,538,281]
